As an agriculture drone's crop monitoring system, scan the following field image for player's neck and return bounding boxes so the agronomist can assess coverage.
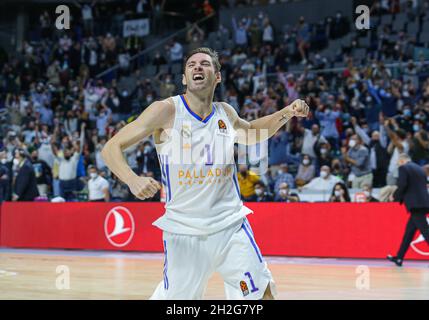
[184,91,214,119]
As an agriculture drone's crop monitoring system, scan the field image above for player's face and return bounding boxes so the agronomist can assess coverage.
[183,53,221,92]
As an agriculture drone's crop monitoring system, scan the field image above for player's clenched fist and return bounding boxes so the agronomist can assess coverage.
[287,99,309,117]
[128,176,161,200]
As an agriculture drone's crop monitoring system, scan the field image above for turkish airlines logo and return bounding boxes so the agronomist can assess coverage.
[411,216,429,256]
[104,206,135,247]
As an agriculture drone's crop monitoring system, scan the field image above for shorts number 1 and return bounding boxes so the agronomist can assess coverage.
[244,272,259,293]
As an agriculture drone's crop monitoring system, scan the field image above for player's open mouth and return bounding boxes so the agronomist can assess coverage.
[192,74,205,81]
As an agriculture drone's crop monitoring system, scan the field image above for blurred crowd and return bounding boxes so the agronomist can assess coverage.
[0,0,429,202]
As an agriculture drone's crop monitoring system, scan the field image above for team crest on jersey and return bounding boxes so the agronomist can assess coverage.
[181,124,191,138]
[218,119,228,134]
[240,281,249,296]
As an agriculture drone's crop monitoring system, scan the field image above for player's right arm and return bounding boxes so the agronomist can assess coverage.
[101,99,174,200]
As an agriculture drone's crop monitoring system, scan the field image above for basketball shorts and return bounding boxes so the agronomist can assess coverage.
[149,217,277,300]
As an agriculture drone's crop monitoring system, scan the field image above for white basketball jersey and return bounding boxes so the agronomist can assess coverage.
[153,95,253,235]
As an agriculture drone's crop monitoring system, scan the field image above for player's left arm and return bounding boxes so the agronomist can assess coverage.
[220,99,309,145]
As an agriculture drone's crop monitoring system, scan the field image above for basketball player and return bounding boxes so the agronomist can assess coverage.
[102,47,309,299]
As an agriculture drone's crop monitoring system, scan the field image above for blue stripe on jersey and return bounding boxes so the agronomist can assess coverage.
[163,240,169,290]
[244,218,254,237]
[165,155,172,202]
[232,166,241,199]
[158,155,169,202]
[242,223,263,263]
[180,95,215,123]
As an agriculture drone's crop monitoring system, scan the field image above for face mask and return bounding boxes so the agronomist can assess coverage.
[64,155,71,161]
[255,189,263,196]
[415,114,421,120]
[303,159,310,165]
[320,171,328,178]
[279,189,288,197]
[404,110,412,117]
[146,96,153,103]
[13,158,20,166]
[334,190,342,197]
[366,96,372,103]
[144,146,152,154]
[413,124,420,132]
[1,159,7,164]
[90,172,98,179]
[348,140,357,148]
[320,148,328,155]
[277,170,284,176]
[363,191,371,197]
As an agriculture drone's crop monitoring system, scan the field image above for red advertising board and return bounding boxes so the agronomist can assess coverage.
[1,202,428,260]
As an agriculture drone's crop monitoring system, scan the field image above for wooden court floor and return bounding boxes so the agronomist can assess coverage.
[0,249,428,300]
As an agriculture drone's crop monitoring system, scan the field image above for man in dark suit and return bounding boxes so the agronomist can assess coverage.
[12,148,39,202]
[0,148,12,202]
[387,153,429,266]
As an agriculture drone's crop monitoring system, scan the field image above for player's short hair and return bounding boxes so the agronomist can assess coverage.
[183,47,221,73]
[398,153,411,162]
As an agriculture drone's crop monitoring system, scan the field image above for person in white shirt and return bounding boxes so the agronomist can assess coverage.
[87,166,110,202]
[384,119,409,185]
[168,40,183,63]
[262,18,274,44]
[301,165,342,191]
[52,123,85,201]
[300,124,327,159]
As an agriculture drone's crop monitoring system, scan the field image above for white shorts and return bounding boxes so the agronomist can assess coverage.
[149,217,276,300]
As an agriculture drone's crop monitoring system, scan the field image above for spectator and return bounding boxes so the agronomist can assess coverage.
[30,149,52,197]
[156,73,176,99]
[110,174,130,201]
[151,0,166,35]
[384,118,409,185]
[237,164,260,201]
[268,130,290,172]
[351,115,389,188]
[251,181,273,202]
[300,123,327,160]
[295,154,315,187]
[262,17,274,45]
[274,182,300,202]
[0,149,11,202]
[167,39,183,64]
[152,51,167,73]
[231,15,250,47]
[136,140,159,178]
[315,103,341,150]
[296,16,310,64]
[302,165,342,191]
[362,184,379,202]
[341,134,373,189]
[329,182,351,202]
[274,163,295,191]
[410,121,429,165]
[186,23,205,52]
[87,165,110,202]
[52,123,85,201]
[314,141,333,169]
[12,148,39,201]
